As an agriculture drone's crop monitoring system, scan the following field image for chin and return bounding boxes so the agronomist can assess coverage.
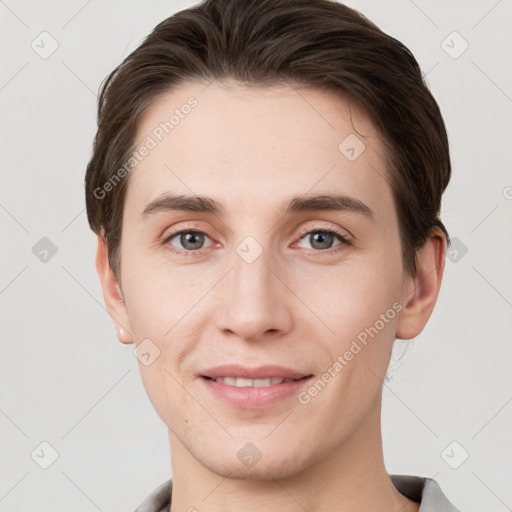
[205,459,304,482]
[195,443,310,481]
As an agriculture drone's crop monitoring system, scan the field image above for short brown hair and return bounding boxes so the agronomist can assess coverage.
[85,0,451,278]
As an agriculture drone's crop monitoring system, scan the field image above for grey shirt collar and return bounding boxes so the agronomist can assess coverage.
[134,475,461,512]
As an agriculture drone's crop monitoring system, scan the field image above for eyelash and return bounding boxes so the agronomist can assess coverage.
[162,224,351,258]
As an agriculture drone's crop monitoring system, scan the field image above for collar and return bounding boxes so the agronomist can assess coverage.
[134,474,460,512]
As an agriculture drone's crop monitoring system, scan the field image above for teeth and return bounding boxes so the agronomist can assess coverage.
[213,377,296,387]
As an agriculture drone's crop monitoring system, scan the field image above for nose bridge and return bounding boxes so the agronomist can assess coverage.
[232,238,273,300]
[232,235,277,307]
[215,234,291,340]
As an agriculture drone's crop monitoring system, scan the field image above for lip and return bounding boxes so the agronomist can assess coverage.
[198,365,313,409]
[200,364,309,380]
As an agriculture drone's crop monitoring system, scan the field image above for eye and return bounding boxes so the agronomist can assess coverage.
[164,227,215,255]
[295,227,350,252]
[162,224,351,257]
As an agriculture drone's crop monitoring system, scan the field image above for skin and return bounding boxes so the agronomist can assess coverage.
[96,81,445,512]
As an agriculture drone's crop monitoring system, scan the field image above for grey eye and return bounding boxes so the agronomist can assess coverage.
[169,231,209,251]
[298,231,342,250]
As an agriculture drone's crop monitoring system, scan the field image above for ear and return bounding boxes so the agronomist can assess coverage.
[95,233,134,344]
[395,226,447,340]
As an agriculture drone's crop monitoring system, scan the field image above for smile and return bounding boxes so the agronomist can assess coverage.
[203,376,305,387]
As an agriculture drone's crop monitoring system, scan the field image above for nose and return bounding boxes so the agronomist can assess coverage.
[214,243,293,343]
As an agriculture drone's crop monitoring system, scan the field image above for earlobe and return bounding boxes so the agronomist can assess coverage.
[395,227,447,340]
[95,233,134,344]
[117,326,132,344]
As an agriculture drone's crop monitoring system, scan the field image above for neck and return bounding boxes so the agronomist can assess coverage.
[168,395,419,512]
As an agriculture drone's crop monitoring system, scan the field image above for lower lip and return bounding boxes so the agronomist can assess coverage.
[199,376,313,408]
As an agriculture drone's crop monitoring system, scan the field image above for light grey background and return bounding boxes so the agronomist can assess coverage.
[1,0,511,510]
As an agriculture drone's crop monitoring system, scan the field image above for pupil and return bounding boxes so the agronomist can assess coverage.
[311,232,333,250]
[181,232,203,250]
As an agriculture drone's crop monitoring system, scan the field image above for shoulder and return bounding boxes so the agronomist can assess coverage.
[133,479,172,512]
[134,475,462,511]
[390,474,461,511]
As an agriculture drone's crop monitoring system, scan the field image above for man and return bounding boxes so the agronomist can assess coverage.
[85,0,460,510]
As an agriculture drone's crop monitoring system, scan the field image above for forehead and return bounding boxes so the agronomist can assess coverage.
[125,80,393,219]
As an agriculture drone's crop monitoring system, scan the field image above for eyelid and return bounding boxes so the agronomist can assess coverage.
[162,223,217,253]
[293,225,351,254]
[162,221,351,256]
[295,222,351,240]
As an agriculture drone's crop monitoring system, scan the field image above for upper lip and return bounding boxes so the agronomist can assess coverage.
[200,364,312,380]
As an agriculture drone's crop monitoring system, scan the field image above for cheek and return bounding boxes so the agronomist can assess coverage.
[125,268,200,420]
[301,256,404,397]
[305,261,402,338]
[121,257,205,335]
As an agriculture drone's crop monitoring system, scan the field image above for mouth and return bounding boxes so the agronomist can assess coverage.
[198,365,314,408]
[201,375,312,387]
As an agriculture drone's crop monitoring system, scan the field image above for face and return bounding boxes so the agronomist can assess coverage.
[106,81,418,479]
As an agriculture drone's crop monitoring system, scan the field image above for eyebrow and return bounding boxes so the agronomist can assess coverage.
[141,192,373,219]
